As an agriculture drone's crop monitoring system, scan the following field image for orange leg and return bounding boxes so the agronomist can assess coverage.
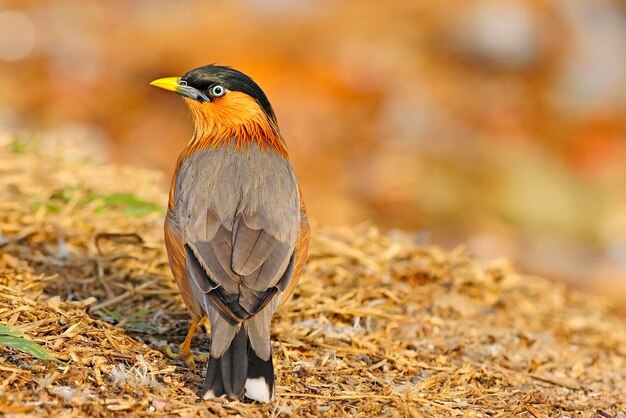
[165,318,207,371]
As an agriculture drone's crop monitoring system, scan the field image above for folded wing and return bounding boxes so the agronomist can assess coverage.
[175,146,300,321]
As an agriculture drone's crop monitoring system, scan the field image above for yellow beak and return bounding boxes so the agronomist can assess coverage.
[150,76,210,102]
[149,77,182,93]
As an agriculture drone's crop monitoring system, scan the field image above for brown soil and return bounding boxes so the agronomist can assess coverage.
[0,140,624,417]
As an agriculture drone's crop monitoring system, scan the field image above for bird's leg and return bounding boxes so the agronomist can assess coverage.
[165,318,208,371]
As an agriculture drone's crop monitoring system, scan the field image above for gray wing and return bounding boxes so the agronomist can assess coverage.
[174,144,300,321]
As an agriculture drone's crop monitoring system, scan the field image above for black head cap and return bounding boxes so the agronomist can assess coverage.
[181,64,276,122]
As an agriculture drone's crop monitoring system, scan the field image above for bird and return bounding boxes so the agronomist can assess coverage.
[150,65,310,403]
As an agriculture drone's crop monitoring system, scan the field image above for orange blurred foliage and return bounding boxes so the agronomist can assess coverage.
[1,0,626,301]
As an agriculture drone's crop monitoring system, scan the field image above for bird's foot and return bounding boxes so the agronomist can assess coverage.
[165,344,207,371]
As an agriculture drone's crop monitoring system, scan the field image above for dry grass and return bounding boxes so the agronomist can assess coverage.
[0,137,625,417]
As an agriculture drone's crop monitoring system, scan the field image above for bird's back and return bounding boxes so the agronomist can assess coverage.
[169,141,301,319]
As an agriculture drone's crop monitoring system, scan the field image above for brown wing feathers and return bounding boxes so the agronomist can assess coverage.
[164,218,204,320]
[277,194,310,309]
[185,212,295,320]
[231,214,282,277]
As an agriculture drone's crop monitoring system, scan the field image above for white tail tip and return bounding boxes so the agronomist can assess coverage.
[244,377,272,402]
[202,389,216,400]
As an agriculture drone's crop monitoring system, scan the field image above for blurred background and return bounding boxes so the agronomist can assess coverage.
[1,0,625,305]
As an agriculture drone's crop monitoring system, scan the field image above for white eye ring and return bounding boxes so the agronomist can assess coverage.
[210,85,225,98]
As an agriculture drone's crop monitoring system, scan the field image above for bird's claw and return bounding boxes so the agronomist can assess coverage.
[164,344,207,371]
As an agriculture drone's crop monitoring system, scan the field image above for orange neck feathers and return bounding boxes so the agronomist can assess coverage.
[182,92,287,158]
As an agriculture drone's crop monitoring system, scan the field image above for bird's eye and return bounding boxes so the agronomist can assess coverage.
[209,85,226,98]
[179,80,188,86]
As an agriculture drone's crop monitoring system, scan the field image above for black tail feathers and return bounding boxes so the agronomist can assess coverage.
[201,327,274,402]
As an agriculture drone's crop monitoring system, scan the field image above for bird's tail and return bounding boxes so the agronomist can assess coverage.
[201,326,274,402]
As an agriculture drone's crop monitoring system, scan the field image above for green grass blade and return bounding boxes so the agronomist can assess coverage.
[0,335,62,363]
[98,193,163,216]
[0,325,24,337]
